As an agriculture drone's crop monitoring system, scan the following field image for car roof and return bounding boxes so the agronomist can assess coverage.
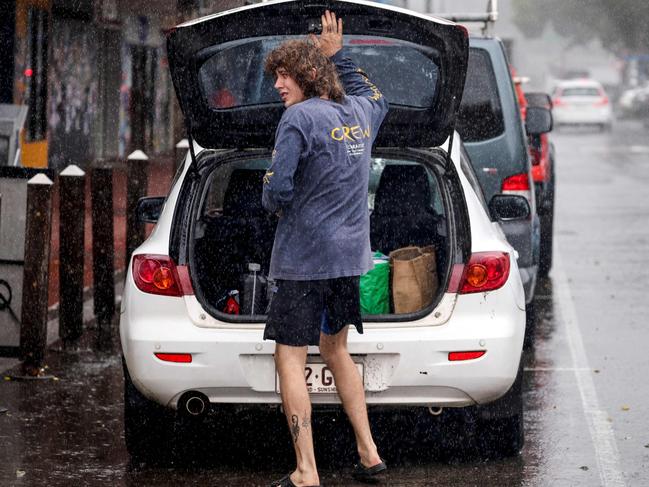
[555,79,604,89]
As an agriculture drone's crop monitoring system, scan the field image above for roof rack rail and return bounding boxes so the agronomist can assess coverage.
[434,0,498,36]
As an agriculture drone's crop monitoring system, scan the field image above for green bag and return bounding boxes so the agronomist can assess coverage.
[360,252,390,315]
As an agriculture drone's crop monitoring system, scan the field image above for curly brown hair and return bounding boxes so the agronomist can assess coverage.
[265,40,345,103]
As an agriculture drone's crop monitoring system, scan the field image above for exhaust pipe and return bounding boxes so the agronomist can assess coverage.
[179,391,209,419]
[428,406,443,416]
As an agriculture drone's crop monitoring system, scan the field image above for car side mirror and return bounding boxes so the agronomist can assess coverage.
[136,196,165,224]
[489,194,530,221]
[524,92,553,110]
[526,106,553,135]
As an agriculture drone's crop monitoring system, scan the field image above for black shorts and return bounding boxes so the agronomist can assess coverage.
[264,276,363,347]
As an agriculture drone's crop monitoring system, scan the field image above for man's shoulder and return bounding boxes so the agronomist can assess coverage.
[282,99,337,124]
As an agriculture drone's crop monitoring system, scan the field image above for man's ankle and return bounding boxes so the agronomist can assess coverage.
[357,446,381,467]
[292,467,319,486]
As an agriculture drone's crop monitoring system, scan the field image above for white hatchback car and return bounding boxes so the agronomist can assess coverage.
[552,78,613,130]
[120,0,526,462]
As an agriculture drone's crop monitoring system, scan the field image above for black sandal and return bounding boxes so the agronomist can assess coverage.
[269,473,321,487]
[351,460,387,484]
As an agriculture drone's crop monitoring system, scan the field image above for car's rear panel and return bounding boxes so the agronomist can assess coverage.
[120,144,525,411]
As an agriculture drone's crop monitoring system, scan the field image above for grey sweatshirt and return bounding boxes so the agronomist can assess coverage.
[262,50,389,280]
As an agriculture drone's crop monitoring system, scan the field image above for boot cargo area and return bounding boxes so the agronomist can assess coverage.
[189,154,453,321]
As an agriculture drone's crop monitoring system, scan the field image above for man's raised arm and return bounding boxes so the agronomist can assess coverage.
[310,10,387,105]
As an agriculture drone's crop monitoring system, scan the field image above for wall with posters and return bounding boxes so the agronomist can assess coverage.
[47,19,98,170]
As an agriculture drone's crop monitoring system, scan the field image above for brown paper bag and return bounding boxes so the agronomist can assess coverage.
[389,245,438,314]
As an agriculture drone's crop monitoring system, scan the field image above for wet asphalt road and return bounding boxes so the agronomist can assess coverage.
[1,121,649,486]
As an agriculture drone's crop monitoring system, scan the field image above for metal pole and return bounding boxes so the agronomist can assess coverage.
[58,165,86,347]
[19,173,54,376]
[125,150,149,270]
[91,164,115,333]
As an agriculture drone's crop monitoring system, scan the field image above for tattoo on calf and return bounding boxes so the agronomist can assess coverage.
[291,415,300,443]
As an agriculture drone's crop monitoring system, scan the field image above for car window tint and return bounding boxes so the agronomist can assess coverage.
[559,87,601,97]
[197,36,440,109]
[456,48,505,142]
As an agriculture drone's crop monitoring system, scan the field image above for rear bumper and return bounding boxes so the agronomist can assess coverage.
[554,106,612,124]
[121,285,524,411]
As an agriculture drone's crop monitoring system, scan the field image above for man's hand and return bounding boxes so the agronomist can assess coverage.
[309,10,343,58]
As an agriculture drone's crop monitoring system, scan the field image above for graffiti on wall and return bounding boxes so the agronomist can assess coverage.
[48,19,98,170]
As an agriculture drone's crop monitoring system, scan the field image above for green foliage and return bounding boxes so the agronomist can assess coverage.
[512,0,649,53]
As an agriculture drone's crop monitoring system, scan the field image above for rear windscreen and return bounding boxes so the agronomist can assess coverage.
[559,87,601,97]
[197,36,441,109]
[456,48,505,143]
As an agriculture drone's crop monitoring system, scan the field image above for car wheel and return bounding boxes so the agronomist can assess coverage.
[538,210,554,277]
[477,409,524,458]
[123,359,174,464]
[538,171,555,278]
[475,357,525,458]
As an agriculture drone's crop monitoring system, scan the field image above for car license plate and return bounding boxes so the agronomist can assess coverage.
[276,362,364,394]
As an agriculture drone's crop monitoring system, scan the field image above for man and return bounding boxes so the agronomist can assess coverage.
[262,10,389,487]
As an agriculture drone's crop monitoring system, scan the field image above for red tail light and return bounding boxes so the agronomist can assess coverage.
[449,351,486,361]
[502,172,532,204]
[552,97,564,106]
[448,252,510,294]
[594,96,609,106]
[155,353,192,363]
[132,254,193,297]
[502,173,530,191]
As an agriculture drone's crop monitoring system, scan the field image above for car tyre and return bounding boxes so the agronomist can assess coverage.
[524,300,536,349]
[538,168,555,278]
[477,409,524,458]
[123,359,174,465]
[538,211,554,277]
[475,357,525,458]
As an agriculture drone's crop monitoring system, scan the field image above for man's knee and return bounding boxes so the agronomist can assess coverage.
[319,335,347,365]
[275,343,307,368]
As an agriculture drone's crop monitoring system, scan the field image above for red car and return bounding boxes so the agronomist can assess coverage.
[512,72,555,277]
[524,91,555,277]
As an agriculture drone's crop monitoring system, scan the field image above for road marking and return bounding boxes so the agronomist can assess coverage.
[554,249,626,487]
[524,367,592,372]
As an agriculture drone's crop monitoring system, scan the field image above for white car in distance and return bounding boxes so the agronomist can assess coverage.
[552,78,613,130]
[120,0,527,463]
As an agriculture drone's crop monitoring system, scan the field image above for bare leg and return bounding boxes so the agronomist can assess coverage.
[319,327,382,467]
[275,344,320,486]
